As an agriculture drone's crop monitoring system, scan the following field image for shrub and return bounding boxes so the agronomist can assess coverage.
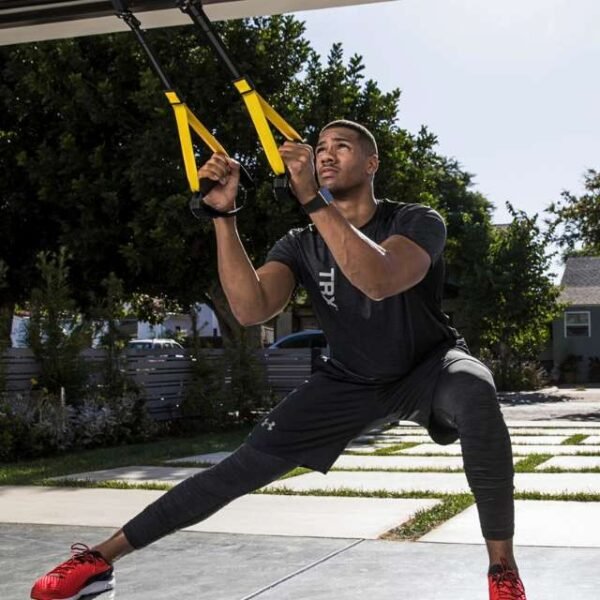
[224,329,270,425]
[589,356,600,383]
[0,389,157,462]
[479,350,549,391]
[559,354,583,383]
[179,348,232,433]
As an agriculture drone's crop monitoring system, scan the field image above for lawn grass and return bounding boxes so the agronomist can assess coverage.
[381,493,474,541]
[0,427,250,486]
[561,434,589,445]
[514,454,553,472]
[372,442,420,455]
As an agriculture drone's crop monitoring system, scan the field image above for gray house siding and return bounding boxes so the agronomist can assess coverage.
[552,305,600,382]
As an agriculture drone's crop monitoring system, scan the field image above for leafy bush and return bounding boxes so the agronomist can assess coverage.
[225,330,270,424]
[479,350,549,391]
[179,332,273,433]
[589,356,600,383]
[179,348,233,433]
[559,354,583,383]
[0,389,157,462]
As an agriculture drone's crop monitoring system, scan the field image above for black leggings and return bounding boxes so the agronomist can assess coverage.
[122,444,297,549]
[123,359,513,548]
[430,357,514,540]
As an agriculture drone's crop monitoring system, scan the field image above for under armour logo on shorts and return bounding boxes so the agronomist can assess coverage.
[261,418,276,431]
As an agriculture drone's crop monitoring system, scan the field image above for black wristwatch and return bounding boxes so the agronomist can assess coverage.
[302,187,334,214]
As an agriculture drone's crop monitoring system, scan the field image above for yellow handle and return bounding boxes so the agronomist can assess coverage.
[234,78,303,175]
[165,90,228,192]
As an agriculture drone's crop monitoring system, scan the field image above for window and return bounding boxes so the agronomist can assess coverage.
[564,311,591,337]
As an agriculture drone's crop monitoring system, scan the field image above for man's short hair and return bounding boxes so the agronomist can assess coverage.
[319,120,378,156]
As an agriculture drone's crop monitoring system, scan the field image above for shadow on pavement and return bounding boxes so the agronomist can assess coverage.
[554,412,600,422]
[498,392,573,406]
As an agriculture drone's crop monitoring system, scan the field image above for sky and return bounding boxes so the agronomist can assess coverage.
[293,0,600,232]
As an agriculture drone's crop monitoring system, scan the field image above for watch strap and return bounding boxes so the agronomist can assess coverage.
[302,188,333,214]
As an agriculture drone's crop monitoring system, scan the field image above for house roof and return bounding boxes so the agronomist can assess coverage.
[559,256,600,306]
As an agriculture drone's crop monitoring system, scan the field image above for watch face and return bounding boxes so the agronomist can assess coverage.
[319,187,334,203]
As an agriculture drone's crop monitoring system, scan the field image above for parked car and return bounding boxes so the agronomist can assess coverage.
[268,329,328,350]
[127,338,185,357]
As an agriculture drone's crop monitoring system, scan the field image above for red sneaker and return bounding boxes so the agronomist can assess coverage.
[30,543,114,600]
[488,560,527,600]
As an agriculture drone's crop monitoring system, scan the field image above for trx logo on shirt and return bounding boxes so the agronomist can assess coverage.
[319,268,338,310]
[261,418,276,431]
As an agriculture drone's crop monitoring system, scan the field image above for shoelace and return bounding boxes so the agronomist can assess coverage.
[489,560,526,600]
[50,544,103,579]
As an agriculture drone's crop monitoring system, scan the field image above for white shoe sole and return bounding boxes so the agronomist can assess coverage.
[62,574,115,600]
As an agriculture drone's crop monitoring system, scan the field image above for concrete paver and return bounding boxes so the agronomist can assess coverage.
[166,451,232,465]
[398,435,569,444]
[332,455,466,470]
[581,435,600,444]
[344,444,395,453]
[266,471,600,494]
[500,419,600,428]
[0,486,437,539]
[536,456,600,470]
[4,523,599,600]
[399,443,600,455]
[420,500,600,548]
[507,428,597,435]
[253,541,600,600]
[55,465,206,485]
[0,524,357,600]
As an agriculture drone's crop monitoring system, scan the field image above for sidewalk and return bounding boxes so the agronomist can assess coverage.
[2,387,600,599]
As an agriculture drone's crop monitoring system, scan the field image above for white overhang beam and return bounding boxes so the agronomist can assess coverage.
[0,0,393,46]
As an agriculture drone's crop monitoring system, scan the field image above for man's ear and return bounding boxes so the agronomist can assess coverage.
[366,155,379,175]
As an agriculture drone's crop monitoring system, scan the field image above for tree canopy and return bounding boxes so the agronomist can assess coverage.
[548,169,600,257]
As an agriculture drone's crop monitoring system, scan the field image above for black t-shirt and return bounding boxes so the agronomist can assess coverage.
[265,199,460,380]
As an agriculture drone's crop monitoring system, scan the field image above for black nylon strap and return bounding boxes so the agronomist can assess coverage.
[189,194,244,219]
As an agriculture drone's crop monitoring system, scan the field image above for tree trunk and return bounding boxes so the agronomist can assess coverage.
[189,304,199,353]
[0,301,14,348]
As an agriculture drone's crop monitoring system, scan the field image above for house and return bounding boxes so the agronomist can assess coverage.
[551,256,600,383]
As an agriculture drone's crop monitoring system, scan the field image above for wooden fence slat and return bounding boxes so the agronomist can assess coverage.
[1,347,313,419]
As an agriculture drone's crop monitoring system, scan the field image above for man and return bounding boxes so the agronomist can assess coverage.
[31,120,526,600]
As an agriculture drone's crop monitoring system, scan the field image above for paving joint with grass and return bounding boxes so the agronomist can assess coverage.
[514,454,553,472]
[381,493,475,541]
[561,434,589,445]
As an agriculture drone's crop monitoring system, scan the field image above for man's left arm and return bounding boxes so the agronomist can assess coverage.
[307,207,432,301]
[278,140,440,300]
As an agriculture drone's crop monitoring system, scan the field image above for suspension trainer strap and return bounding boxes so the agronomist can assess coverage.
[165,90,227,192]
[178,0,304,176]
[112,0,247,199]
[233,77,302,175]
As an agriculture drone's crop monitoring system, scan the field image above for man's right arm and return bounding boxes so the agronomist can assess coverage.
[200,153,295,326]
[213,218,295,326]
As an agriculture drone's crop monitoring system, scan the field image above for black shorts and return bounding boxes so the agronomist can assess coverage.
[247,339,476,473]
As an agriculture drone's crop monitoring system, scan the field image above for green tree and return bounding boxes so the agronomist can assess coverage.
[473,205,562,387]
[548,169,600,256]
[27,248,90,402]
[91,272,133,396]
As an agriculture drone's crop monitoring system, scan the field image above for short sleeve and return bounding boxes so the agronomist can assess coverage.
[265,231,301,283]
[392,205,447,264]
